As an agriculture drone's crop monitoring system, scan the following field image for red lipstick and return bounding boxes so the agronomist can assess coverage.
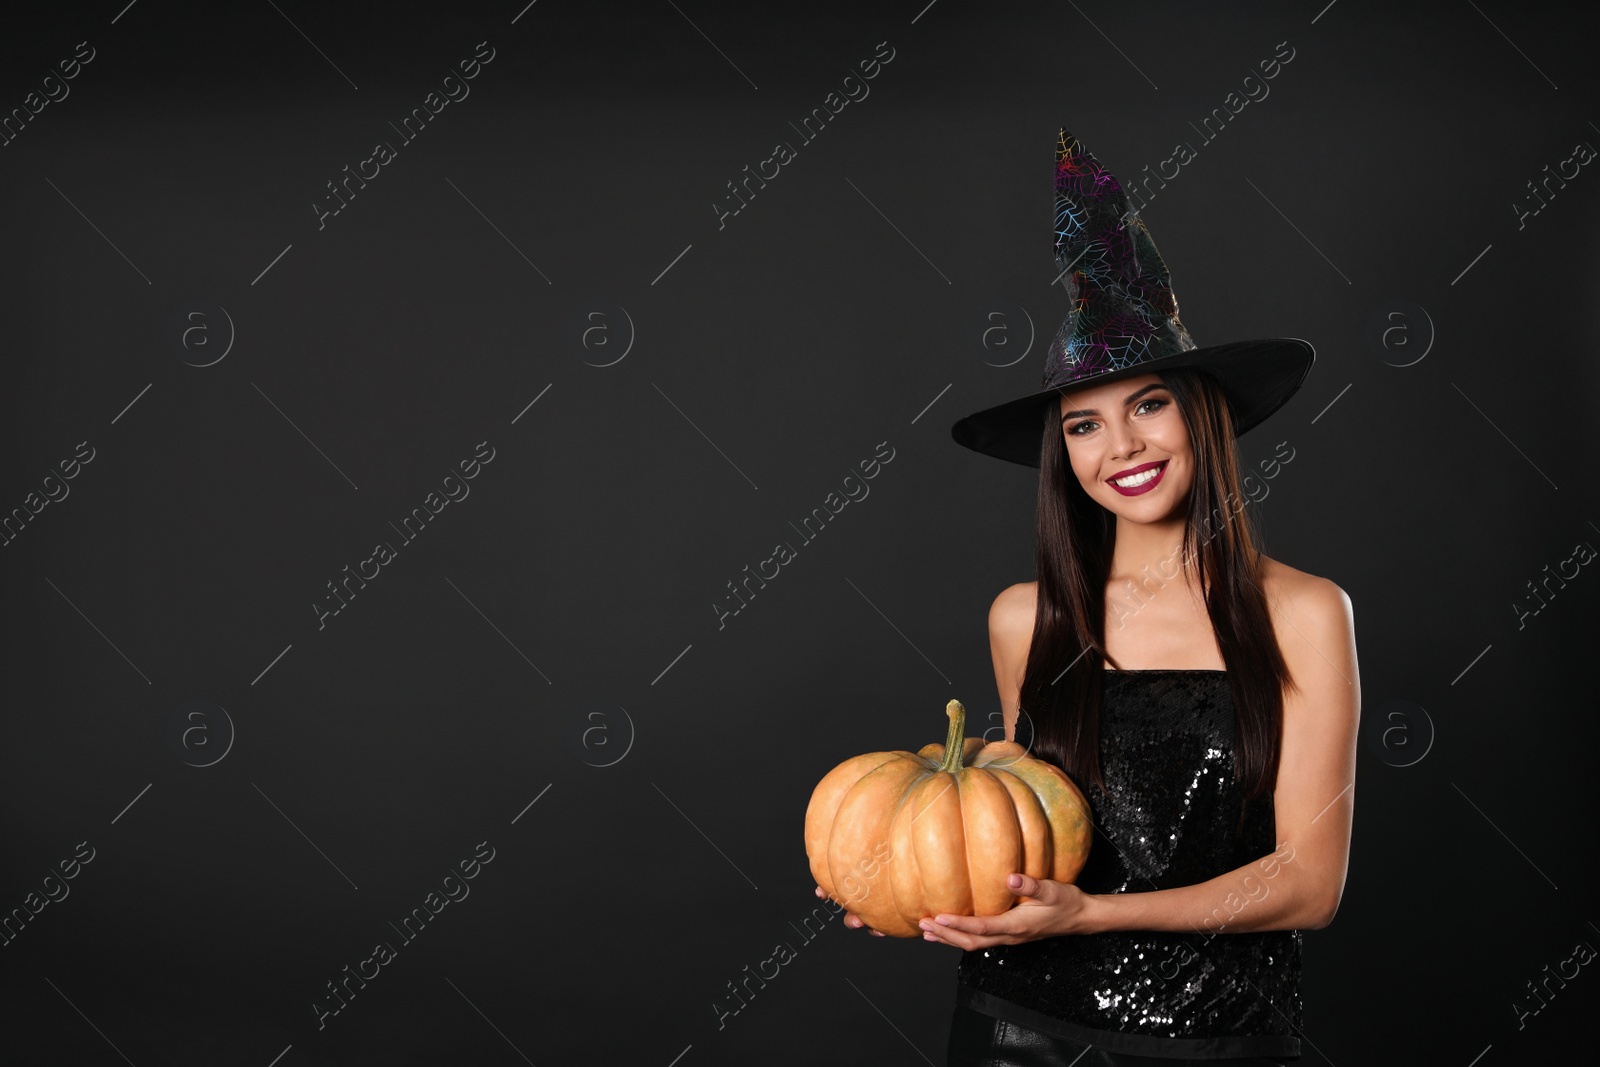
[1107,460,1167,497]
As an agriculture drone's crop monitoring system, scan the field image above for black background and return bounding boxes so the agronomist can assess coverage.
[2,1,1597,1064]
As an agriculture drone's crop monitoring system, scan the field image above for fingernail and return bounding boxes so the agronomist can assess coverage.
[923,932,938,941]
[934,916,950,925]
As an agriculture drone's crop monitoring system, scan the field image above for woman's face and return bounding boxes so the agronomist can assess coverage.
[1057,373,1193,522]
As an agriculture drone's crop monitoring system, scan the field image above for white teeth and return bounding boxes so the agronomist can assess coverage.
[1112,464,1163,488]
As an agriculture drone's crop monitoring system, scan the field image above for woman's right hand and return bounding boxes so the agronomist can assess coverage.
[815,883,886,936]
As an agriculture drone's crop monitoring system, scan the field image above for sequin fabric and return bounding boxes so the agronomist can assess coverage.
[955,670,1303,1050]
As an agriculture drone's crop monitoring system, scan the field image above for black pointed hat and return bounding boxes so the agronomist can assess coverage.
[950,128,1315,468]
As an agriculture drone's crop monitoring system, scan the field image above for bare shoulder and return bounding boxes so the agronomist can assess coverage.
[988,581,1037,701]
[1259,555,1352,624]
[988,581,1038,657]
[1257,555,1356,678]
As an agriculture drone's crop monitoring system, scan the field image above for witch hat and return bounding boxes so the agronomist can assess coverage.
[950,128,1315,468]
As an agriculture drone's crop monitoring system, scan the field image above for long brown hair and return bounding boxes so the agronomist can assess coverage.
[1018,366,1296,804]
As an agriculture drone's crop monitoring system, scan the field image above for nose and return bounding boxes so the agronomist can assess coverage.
[1103,419,1143,463]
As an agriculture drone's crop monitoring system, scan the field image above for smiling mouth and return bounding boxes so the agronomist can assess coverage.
[1108,460,1167,495]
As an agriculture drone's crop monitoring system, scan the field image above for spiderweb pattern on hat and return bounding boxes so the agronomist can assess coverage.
[1044,129,1198,386]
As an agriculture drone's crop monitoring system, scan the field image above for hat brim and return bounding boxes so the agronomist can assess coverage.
[949,337,1315,468]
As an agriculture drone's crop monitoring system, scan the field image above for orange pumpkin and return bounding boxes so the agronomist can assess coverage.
[804,698,1093,937]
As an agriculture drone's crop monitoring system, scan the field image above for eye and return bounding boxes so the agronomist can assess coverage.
[1065,396,1171,437]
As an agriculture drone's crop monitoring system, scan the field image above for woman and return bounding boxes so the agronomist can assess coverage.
[816,129,1357,1065]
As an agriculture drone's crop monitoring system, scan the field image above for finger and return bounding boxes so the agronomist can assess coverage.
[918,920,1002,950]
[920,912,1022,950]
[847,915,879,935]
[1006,872,1048,899]
[926,912,1002,935]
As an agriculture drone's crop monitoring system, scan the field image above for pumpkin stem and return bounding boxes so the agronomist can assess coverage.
[940,699,967,774]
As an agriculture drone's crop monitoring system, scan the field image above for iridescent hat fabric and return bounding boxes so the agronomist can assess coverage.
[950,128,1315,468]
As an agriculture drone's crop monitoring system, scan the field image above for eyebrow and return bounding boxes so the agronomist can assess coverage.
[1059,383,1169,422]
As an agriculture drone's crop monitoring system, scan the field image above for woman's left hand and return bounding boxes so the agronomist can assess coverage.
[917,874,1094,948]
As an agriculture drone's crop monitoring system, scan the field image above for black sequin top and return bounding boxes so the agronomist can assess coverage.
[954,670,1304,1060]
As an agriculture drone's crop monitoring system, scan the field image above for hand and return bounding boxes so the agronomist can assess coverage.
[814,883,887,936]
[917,874,1093,949]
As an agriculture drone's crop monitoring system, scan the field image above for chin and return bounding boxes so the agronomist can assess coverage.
[1101,483,1188,519]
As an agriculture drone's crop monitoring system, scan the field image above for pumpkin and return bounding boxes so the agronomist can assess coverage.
[804,698,1092,938]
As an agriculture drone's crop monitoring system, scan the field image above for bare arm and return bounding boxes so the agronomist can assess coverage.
[1082,577,1359,934]
[921,576,1358,947]
[988,583,1034,745]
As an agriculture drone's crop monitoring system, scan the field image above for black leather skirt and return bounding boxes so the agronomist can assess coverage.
[946,1004,1295,1067]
